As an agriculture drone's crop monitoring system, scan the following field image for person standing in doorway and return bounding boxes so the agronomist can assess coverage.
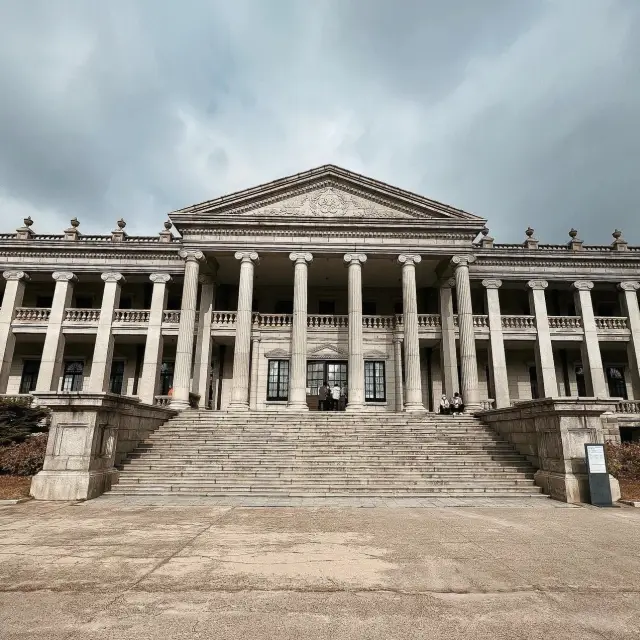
[318,381,330,411]
[331,382,341,411]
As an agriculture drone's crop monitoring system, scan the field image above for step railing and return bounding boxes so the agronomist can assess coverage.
[14,307,51,322]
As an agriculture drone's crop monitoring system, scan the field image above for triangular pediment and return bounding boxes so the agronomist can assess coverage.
[171,165,484,224]
[308,343,348,359]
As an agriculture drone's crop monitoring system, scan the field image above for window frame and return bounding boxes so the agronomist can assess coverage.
[61,360,85,392]
[19,359,40,394]
[267,359,289,401]
[364,360,386,402]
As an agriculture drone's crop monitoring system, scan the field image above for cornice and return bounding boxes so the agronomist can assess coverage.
[0,250,182,262]
[475,257,640,269]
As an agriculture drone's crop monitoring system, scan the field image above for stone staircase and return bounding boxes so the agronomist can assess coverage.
[106,411,545,498]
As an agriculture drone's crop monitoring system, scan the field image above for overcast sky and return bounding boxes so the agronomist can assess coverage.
[0,0,638,242]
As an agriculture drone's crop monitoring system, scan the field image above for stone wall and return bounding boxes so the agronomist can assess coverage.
[478,398,620,503]
[30,392,175,500]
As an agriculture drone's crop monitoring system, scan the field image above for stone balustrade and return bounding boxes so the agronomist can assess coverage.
[162,310,181,323]
[212,311,237,326]
[479,399,495,410]
[14,307,51,322]
[473,314,489,329]
[64,308,101,322]
[255,313,292,328]
[615,400,640,413]
[417,314,441,328]
[307,314,348,328]
[363,315,395,329]
[502,315,536,330]
[113,309,151,323]
[154,395,171,406]
[595,316,629,330]
[548,316,583,329]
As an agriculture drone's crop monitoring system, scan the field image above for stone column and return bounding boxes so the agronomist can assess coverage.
[249,335,261,411]
[439,278,459,397]
[573,281,608,397]
[619,281,640,397]
[393,337,404,412]
[482,279,510,408]
[527,280,558,397]
[452,255,480,411]
[0,271,29,393]
[193,274,216,408]
[229,251,259,411]
[36,272,76,392]
[170,250,205,410]
[287,252,313,410]
[344,253,367,411]
[398,254,424,411]
[88,272,125,392]
[139,273,171,405]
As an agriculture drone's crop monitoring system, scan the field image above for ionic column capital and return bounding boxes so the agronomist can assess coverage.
[618,281,640,292]
[179,249,205,263]
[451,254,476,268]
[398,254,422,267]
[343,253,367,265]
[527,280,548,291]
[52,271,77,283]
[482,279,503,290]
[150,273,172,284]
[101,272,126,284]
[289,252,313,265]
[234,251,259,264]
[572,280,594,291]
[3,270,29,282]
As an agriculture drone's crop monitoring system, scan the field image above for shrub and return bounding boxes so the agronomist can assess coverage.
[0,433,48,476]
[0,400,50,446]
[605,442,640,481]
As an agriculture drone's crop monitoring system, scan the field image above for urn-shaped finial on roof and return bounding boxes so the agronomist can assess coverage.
[569,228,578,239]
[612,229,622,240]
[525,226,535,238]
[611,229,628,252]
[117,218,126,230]
[16,215,35,239]
[568,228,583,251]
[523,226,538,249]
[70,217,80,229]
[23,216,33,228]
[164,219,172,231]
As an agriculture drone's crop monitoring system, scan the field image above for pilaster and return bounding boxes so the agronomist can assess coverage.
[452,255,480,411]
[249,335,261,411]
[393,337,404,412]
[171,250,205,410]
[482,279,510,408]
[88,272,124,393]
[572,281,607,397]
[139,273,172,405]
[36,272,76,392]
[398,254,424,411]
[527,280,558,398]
[288,252,313,410]
[344,253,367,411]
[0,271,29,393]
[229,251,259,411]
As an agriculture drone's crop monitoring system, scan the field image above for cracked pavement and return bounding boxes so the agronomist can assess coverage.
[0,499,639,639]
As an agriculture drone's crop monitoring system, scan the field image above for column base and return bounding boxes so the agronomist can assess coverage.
[345,402,365,413]
[30,469,119,501]
[169,398,190,411]
[403,402,426,412]
[286,402,309,411]
[227,402,249,412]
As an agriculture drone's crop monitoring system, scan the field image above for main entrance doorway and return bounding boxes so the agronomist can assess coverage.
[306,360,348,410]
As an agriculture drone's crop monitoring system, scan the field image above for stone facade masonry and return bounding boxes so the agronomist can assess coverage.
[0,165,637,437]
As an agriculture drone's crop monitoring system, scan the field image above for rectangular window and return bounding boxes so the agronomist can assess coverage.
[529,365,539,399]
[365,361,386,402]
[306,361,325,396]
[61,361,84,392]
[160,361,174,396]
[606,366,627,399]
[267,360,289,400]
[109,361,125,395]
[19,360,40,394]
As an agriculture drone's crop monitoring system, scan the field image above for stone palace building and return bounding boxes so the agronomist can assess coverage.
[1,165,638,502]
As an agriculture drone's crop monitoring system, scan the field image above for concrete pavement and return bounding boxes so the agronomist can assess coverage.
[1,498,639,639]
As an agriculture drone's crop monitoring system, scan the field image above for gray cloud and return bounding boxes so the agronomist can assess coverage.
[0,0,638,242]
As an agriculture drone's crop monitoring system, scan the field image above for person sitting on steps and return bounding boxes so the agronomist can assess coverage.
[451,392,464,415]
[438,394,450,415]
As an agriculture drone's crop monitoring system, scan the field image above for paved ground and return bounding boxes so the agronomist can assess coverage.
[1,498,639,639]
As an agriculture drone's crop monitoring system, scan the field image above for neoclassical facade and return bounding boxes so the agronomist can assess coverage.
[1,166,639,436]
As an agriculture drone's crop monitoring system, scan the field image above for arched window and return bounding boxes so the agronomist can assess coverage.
[61,361,84,392]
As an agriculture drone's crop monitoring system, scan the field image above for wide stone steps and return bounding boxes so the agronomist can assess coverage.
[107,411,544,498]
